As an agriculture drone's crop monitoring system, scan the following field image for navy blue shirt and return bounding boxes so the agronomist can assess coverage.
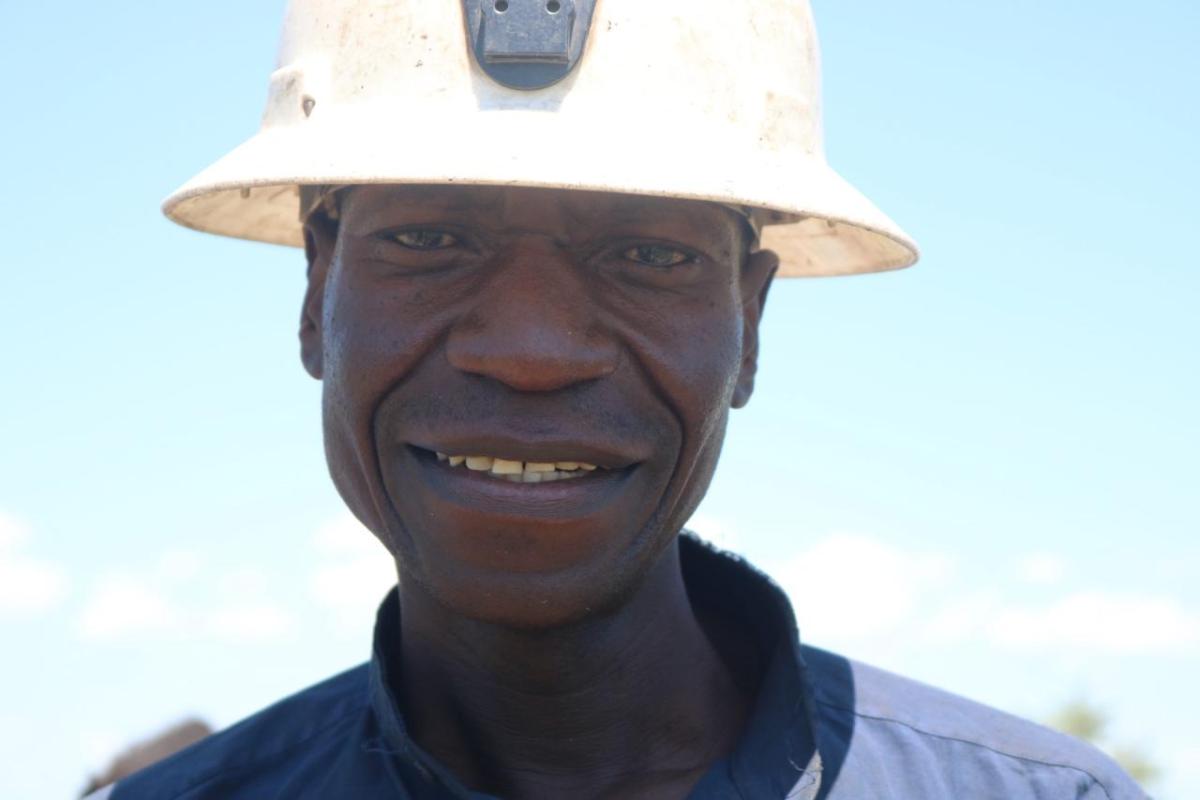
[99,536,1146,799]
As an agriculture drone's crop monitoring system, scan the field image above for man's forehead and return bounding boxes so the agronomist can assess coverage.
[342,184,734,221]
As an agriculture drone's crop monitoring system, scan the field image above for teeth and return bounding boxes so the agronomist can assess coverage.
[491,458,523,475]
[437,451,603,482]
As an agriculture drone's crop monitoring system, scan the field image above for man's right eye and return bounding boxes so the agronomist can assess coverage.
[392,230,459,250]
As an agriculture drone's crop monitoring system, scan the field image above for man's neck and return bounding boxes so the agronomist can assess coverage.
[396,538,751,800]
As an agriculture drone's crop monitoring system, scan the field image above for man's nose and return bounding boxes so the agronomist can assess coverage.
[445,246,619,392]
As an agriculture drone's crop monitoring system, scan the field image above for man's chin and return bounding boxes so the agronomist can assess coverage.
[411,563,642,633]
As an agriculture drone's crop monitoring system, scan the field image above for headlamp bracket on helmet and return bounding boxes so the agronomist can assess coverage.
[464,0,598,90]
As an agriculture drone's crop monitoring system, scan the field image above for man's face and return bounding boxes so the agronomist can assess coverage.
[301,185,775,628]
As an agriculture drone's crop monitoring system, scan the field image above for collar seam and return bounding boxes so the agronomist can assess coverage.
[814,698,1123,798]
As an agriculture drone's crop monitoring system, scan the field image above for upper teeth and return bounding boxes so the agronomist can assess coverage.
[435,453,601,483]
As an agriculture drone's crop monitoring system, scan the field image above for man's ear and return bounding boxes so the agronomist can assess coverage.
[300,213,337,380]
[732,248,779,409]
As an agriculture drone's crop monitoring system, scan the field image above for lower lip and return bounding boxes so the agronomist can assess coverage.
[407,446,634,517]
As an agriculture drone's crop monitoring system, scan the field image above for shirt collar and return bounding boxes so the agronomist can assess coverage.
[367,535,823,799]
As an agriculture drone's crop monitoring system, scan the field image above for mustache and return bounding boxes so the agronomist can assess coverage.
[379,379,661,444]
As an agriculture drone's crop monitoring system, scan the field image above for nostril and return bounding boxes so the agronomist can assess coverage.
[446,323,618,393]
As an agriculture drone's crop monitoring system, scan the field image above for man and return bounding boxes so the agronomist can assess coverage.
[91,1,1146,798]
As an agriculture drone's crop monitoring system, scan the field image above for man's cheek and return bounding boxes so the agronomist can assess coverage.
[325,292,418,409]
[676,318,744,409]
[321,378,392,540]
[319,302,419,540]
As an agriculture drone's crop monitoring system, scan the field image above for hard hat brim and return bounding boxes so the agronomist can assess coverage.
[163,113,918,278]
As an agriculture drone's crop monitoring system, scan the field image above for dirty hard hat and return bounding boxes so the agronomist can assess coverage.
[163,0,919,277]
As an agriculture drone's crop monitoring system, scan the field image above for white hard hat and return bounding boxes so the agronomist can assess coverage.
[164,0,919,277]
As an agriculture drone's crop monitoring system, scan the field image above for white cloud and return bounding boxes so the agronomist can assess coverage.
[773,533,954,640]
[203,603,296,641]
[916,587,1200,657]
[1017,552,1067,586]
[685,517,1199,661]
[986,592,1200,654]
[0,512,28,550]
[77,561,296,644]
[80,726,130,775]
[213,566,270,596]
[0,511,69,619]
[920,588,1200,655]
[78,574,178,641]
[312,514,391,560]
[685,513,741,550]
[201,566,297,643]
[155,549,206,583]
[1163,741,1200,787]
[921,591,1006,643]
[310,515,397,628]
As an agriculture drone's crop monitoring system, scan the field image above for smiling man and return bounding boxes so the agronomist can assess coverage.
[92,1,1147,799]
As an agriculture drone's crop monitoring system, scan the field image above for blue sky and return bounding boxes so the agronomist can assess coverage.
[1,1,1197,797]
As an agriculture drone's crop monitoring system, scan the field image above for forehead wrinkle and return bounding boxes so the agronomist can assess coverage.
[594,196,742,237]
[576,195,690,225]
[351,184,507,216]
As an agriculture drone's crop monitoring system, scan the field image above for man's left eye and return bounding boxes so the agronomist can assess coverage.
[623,245,692,268]
[393,230,459,250]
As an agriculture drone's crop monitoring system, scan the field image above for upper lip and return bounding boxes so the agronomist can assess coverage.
[407,432,645,471]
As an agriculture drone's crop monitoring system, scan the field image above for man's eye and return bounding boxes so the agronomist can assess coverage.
[392,230,459,250]
[622,244,692,268]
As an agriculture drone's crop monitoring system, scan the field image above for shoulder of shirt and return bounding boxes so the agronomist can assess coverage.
[100,663,371,800]
[800,645,1147,800]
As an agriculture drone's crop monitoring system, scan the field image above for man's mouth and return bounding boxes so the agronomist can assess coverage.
[402,440,644,524]
[432,452,603,484]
